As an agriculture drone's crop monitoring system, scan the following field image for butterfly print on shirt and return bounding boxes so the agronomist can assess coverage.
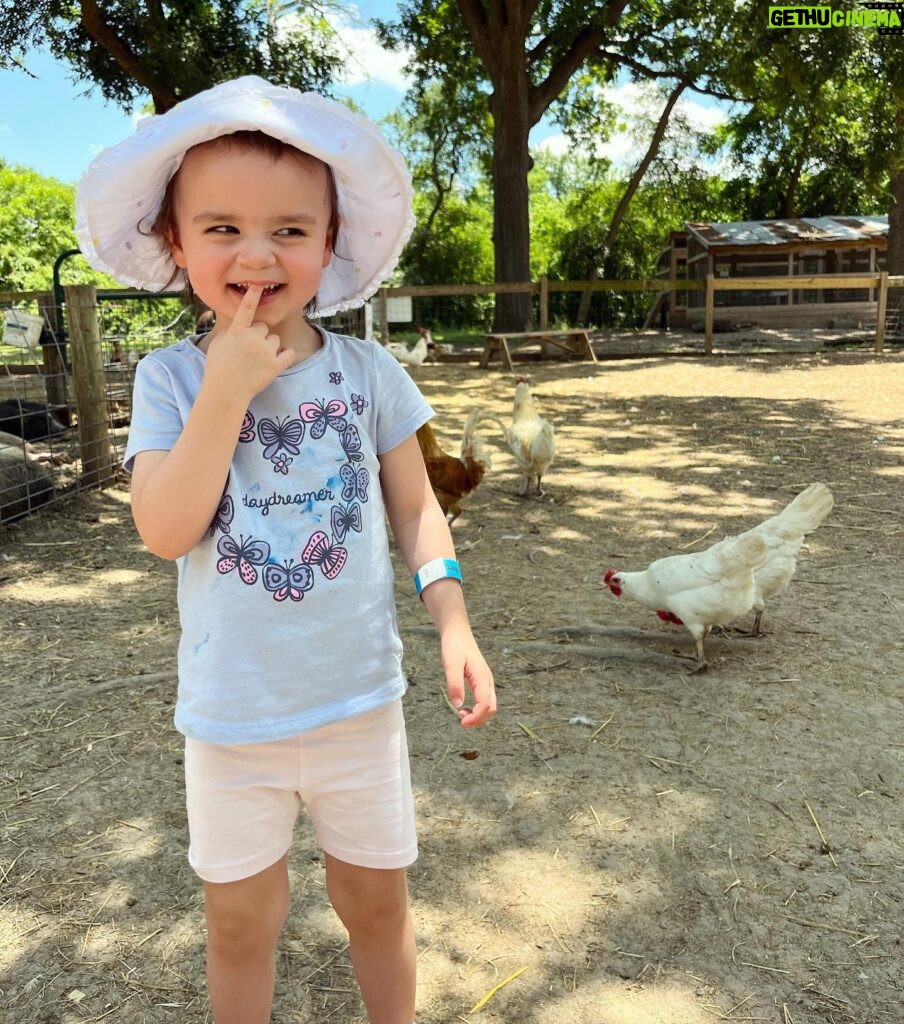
[299,398,348,439]
[216,534,271,585]
[330,502,363,544]
[258,415,305,472]
[302,530,348,579]
[239,411,256,443]
[208,492,234,536]
[340,463,370,502]
[340,424,364,463]
[219,383,376,600]
[262,560,315,602]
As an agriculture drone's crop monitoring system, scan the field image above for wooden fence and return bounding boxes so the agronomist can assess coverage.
[377,272,903,354]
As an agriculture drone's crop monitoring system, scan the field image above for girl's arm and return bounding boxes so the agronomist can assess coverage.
[130,286,295,560]
[380,434,496,727]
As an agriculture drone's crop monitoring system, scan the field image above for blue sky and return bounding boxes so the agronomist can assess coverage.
[0,2,726,186]
[0,1,412,185]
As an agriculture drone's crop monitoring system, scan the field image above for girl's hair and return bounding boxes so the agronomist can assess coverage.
[148,130,341,313]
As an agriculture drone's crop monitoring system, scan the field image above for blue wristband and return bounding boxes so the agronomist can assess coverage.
[414,558,463,597]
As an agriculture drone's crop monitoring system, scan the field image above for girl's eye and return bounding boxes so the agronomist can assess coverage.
[208,225,238,234]
[276,227,306,237]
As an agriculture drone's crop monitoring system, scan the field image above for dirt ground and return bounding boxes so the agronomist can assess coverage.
[1,343,902,1024]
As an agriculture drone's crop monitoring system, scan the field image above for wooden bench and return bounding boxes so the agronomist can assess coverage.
[479,329,597,371]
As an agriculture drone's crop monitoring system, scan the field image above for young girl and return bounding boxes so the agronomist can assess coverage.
[76,76,495,1024]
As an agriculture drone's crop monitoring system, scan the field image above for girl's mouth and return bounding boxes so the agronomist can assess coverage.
[230,283,284,296]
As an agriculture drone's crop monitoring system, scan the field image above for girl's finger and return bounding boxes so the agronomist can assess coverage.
[231,284,264,329]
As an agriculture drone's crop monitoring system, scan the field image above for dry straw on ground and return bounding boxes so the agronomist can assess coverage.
[2,342,902,1023]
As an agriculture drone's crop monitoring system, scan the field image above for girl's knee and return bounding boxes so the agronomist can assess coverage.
[325,857,409,936]
[204,860,290,954]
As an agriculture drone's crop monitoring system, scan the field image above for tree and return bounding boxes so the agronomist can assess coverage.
[380,0,748,330]
[383,81,490,271]
[0,162,185,342]
[0,164,90,292]
[706,18,904,312]
[380,0,624,329]
[534,147,735,327]
[0,0,344,113]
[573,79,688,324]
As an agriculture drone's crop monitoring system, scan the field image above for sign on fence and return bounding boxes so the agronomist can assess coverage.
[2,309,45,349]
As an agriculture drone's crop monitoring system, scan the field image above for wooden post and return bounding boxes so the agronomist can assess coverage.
[539,276,548,329]
[538,276,551,356]
[376,289,389,344]
[35,290,70,416]
[704,274,714,355]
[65,284,114,487]
[875,271,888,353]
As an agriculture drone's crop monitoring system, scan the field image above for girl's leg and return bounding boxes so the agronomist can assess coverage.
[203,854,290,1024]
[325,853,416,1024]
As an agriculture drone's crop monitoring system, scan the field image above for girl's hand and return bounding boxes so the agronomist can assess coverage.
[204,285,296,401]
[441,626,496,727]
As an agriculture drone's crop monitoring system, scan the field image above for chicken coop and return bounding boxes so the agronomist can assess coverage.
[651,215,888,329]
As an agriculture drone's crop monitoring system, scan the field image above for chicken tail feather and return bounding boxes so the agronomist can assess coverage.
[460,408,505,463]
[775,482,834,536]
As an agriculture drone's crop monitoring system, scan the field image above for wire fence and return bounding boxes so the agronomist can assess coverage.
[2,295,124,526]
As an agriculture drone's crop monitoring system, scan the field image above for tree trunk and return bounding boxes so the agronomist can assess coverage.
[489,73,534,331]
[887,168,904,318]
[454,0,627,333]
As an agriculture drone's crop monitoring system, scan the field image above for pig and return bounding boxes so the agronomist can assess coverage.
[0,443,54,522]
[0,399,68,441]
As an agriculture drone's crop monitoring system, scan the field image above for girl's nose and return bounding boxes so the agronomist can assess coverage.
[236,238,277,268]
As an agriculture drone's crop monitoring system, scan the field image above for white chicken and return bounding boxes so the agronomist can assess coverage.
[385,326,430,368]
[604,532,768,669]
[736,482,834,634]
[504,377,556,496]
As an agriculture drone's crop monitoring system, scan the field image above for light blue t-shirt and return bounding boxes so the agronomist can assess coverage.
[124,329,433,744]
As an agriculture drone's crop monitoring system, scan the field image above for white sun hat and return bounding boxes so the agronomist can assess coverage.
[75,76,415,318]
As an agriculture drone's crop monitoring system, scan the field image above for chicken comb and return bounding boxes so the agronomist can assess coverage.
[514,375,531,384]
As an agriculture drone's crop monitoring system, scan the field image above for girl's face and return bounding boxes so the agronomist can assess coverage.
[168,142,334,345]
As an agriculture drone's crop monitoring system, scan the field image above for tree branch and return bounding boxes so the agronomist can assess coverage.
[598,49,742,103]
[530,0,630,119]
[575,80,688,323]
[79,0,179,111]
[530,25,605,121]
[456,0,500,79]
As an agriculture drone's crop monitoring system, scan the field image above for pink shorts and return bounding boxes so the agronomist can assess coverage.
[183,700,418,883]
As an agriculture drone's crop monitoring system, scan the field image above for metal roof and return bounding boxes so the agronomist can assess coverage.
[685,215,888,249]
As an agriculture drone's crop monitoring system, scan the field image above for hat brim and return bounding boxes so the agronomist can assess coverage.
[75,76,414,317]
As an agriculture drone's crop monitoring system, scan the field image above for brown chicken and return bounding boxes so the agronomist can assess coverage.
[416,409,496,523]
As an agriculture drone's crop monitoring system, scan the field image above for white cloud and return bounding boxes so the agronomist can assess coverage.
[534,80,728,170]
[329,8,412,93]
[534,132,570,157]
